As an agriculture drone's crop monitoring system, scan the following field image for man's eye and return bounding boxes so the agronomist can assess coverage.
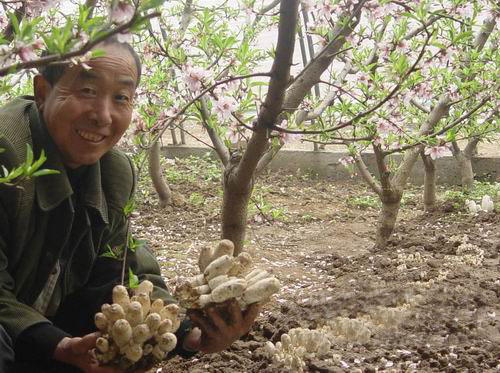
[81,88,96,96]
[116,94,130,102]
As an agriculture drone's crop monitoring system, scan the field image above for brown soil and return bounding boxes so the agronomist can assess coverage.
[132,157,500,373]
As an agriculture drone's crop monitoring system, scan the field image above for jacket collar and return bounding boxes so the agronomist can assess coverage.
[27,100,109,224]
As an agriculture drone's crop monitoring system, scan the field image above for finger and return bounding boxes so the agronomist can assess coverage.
[73,333,98,355]
[187,309,217,337]
[242,303,261,330]
[227,299,242,325]
[206,305,227,331]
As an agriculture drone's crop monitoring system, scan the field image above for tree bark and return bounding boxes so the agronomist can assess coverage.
[451,138,479,191]
[367,97,451,248]
[376,190,402,248]
[148,140,171,208]
[221,0,300,255]
[421,150,436,212]
[257,1,366,170]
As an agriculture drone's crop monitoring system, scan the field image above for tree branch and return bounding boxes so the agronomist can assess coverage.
[198,97,230,166]
[355,153,382,196]
[0,11,161,77]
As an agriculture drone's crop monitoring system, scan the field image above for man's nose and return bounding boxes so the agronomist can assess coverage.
[94,97,113,127]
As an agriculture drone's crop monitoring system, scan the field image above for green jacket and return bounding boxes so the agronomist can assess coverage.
[0,97,174,342]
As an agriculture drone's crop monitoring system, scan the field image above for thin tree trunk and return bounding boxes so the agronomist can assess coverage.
[221,155,254,255]
[421,150,436,212]
[148,141,171,208]
[376,191,402,248]
[148,0,192,203]
[451,138,479,191]
[170,128,178,145]
[221,0,300,255]
[370,97,450,248]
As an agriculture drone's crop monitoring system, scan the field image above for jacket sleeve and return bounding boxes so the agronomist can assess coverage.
[0,136,54,343]
[0,204,56,342]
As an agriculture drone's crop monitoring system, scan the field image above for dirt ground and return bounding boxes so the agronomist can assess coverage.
[131,156,500,373]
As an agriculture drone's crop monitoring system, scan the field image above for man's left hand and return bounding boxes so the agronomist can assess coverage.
[182,299,260,354]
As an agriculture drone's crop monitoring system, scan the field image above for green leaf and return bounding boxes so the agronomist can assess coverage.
[8,13,20,36]
[139,0,166,12]
[123,198,135,217]
[31,169,59,177]
[128,268,139,289]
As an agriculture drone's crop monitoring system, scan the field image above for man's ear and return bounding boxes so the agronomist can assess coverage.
[33,75,51,112]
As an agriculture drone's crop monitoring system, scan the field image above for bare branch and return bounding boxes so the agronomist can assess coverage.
[410,98,430,113]
[198,97,230,166]
[355,153,382,196]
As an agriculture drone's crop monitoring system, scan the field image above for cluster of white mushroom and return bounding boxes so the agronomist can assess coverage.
[264,327,332,372]
[465,195,494,213]
[175,239,281,310]
[94,280,180,369]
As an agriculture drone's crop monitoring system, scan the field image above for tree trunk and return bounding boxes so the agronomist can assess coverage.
[376,191,402,248]
[451,139,478,191]
[148,140,171,208]
[221,161,253,255]
[220,0,300,255]
[421,151,436,212]
[456,152,474,191]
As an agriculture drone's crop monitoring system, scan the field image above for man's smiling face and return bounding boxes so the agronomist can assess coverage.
[34,44,138,169]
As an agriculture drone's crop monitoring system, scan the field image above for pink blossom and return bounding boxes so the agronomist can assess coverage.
[116,32,133,44]
[389,142,402,151]
[376,121,397,137]
[339,156,356,167]
[301,0,314,12]
[382,2,397,13]
[226,124,239,144]
[437,49,451,64]
[132,112,145,135]
[214,95,237,121]
[164,107,180,118]
[318,0,334,19]
[183,65,209,92]
[17,46,37,62]
[32,39,44,49]
[0,16,7,30]
[242,6,255,23]
[27,0,58,16]
[424,145,450,160]
[379,42,392,60]
[110,1,134,24]
[395,39,408,51]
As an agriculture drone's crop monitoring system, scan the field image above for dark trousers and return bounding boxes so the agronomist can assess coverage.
[0,321,84,373]
[0,258,121,373]
[0,324,15,372]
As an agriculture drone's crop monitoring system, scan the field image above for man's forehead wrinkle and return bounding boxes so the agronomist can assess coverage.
[83,54,138,87]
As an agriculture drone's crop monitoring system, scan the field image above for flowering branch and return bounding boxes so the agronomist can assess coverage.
[0,11,161,77]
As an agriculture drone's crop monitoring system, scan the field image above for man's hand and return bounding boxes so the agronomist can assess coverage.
[183,299,261,354]
[53,333,119,373]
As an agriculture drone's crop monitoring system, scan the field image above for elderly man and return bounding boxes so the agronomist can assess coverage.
[0,39,259,372]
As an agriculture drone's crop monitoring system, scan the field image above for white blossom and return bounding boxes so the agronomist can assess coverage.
[214,95,237,121]
[110,1,134,24]
[424,145,450,160]
[182,65,209,92]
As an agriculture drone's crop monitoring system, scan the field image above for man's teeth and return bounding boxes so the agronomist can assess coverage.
[77,130,104,142]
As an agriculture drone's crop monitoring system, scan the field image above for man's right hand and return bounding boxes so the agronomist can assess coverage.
[53,333,119,373]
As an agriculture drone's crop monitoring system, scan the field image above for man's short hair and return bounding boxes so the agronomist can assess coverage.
[39,36,142,87]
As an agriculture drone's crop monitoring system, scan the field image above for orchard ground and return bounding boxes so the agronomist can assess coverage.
[130,154,499,372]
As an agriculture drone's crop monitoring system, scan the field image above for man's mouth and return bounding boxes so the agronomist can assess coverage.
[77,129,105,143]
